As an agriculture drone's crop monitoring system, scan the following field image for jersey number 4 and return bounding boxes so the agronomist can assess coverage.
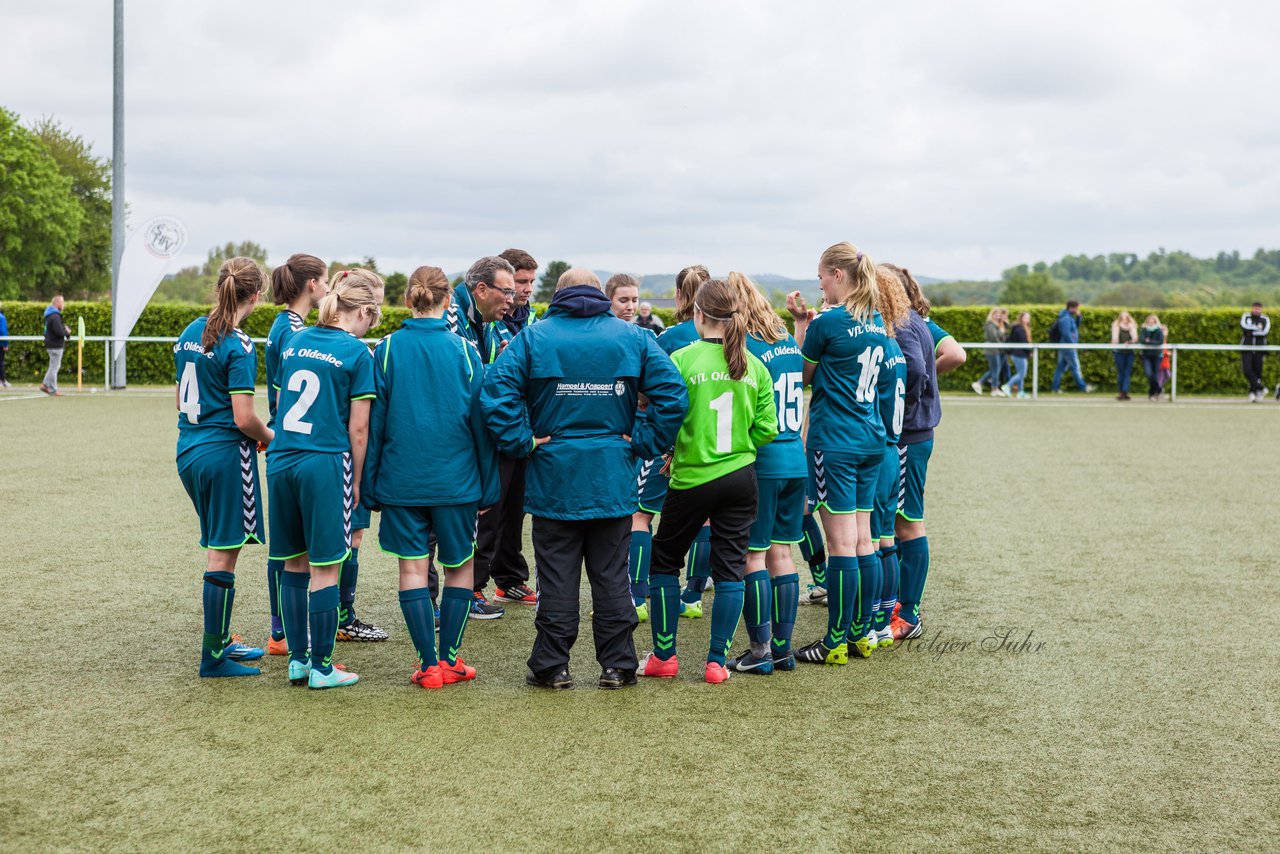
[179,361,201,424]
[282,369,320,435]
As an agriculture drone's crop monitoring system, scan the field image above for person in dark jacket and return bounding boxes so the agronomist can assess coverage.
[1007,311,1032,397]
[477,248,540,609]
[0,302,10,388]
[42,295,71,395]
[1138,314,1166,401]
[447,256,516,619]
[1050,300,1096,394]
[481,267,688,690]
[1240,302,1270,401]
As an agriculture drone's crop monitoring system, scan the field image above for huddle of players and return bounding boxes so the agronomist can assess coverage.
[174,241,958,687]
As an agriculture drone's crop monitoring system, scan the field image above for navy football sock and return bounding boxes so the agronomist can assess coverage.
[800,514,827,586]
[897,536,930,624]
[877,544,899,630]
[649,574,681,660]
[399,587,438,670]
[280,570,311,665]
[267,558,284,639]
[438,586,472,666]
[855,553,881,638]
[201,570,235,657]
[742,569,772,656]
[769,573,799,656]
[309,585,340,676]
[708,580,745,666]
[338,546,359,626]
[824,555,858,647]
[682,526,712,603]
[629,529,652,604]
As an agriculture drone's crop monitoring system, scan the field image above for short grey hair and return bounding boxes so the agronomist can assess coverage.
[555,267,602,292]
[465,256,515,290]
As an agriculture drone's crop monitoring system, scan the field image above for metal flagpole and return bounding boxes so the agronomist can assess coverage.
[111,0,126,388]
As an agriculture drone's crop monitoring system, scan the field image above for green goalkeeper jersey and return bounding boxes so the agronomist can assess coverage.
[667,340,779,490]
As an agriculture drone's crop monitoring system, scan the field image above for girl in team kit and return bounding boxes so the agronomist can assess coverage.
[788,242,893,666]
[865,268,911,653]
[639,277,778,684]
[173,257,274,678]
[880,265,941,641]
[362,266,500,689]
[267,270,382,690]
[627,266,713,620]
[264,253,329,656]
[722,272,807,675]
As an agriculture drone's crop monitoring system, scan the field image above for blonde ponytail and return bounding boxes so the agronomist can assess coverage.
[319,268,383,327]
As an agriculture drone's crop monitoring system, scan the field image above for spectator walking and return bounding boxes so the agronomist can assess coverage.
[1111,311,1139,400]
[1240,302,1270,402]
[1138,314,1165,401]
[1007,311,1032,398]
[0,301,9,388]
[1050,300,1096,394]
[42,295,71,396]
[636,301,665,333]
[972,307,1008,396]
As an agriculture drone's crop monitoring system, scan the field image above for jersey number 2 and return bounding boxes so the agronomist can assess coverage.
[282,369,320,435]
[179,361,201,424]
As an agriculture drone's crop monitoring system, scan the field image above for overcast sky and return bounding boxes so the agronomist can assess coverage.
[5,0,1280,280]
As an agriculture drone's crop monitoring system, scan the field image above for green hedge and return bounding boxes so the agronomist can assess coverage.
[0,301,1271,394]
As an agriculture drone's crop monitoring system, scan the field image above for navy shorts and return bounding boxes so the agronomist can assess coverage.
[379,503,478,567]
[636,455,668,515]
[749,476,806,551]
[178,440,265,550]
[897,439,933,522]
[267,452,353,566]
[871,446,900,540]
[808,446,885,515]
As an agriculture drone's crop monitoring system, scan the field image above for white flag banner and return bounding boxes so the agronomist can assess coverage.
[112,215,188,347]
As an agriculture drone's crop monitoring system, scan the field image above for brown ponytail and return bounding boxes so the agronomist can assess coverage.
[697,278,748,380]
[673,264,710,323]
[405,265,450,313]
[882,263,930,317]
[271,253,326,305]
[204,257,264,349]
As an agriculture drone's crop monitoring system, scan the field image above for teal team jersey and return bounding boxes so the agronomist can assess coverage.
[265,309,306,424]
[173,317,258,470]
[926,317,952,353]
[267,325,377,474]
[668,340,778,490]
[656,319,699,357]
[745,333,807,479]
[876,337,908,445]
[800,305,890,455]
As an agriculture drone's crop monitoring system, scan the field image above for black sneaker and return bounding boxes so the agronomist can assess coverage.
[335,618,389,642]
[469,592,505,620]
[598,667,638,689]
[494,582,537,604]
[526,667,574,690]
[726,648,775,675]
[795,638,847,665]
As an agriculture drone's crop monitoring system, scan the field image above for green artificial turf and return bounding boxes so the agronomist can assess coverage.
[1,391,1277,852]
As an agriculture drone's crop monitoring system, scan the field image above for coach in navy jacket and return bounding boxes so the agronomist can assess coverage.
[481,268,687,688]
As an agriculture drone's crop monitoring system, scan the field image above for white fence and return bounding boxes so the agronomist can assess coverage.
[955,341,1280,400]
[5,334,1279,402]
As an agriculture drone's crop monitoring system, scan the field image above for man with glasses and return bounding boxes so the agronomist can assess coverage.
[446,256,516,619]
[479,249,541,608]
